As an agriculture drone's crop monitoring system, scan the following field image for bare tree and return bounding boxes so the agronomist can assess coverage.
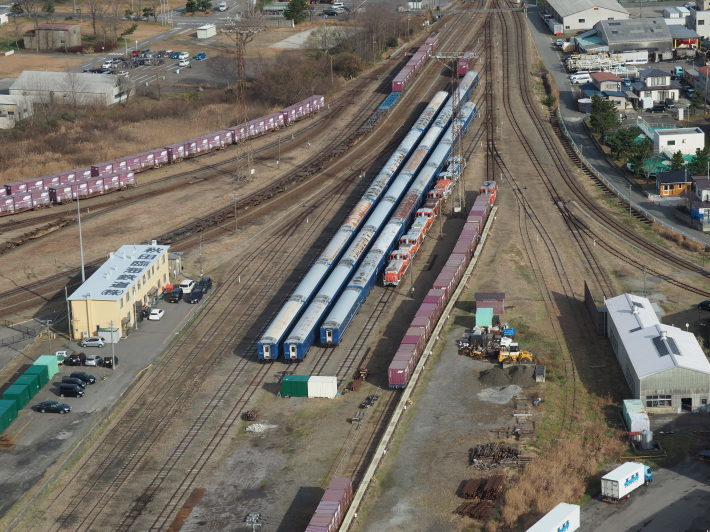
[16,0,43,50]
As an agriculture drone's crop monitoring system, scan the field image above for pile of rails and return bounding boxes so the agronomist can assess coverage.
[458,475,504,500]
[305,477,353,532]
[387,186,495,388]
[0,95,325,216]
[391,35,438,93]
[258,71,480,362]
[468,442,524,470]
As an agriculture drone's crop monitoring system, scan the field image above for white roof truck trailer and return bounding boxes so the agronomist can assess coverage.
[526,502,580,532]
[601,462,653,503]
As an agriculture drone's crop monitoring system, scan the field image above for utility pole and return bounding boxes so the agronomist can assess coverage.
[109,320,115,370]
[76,194,86,283]
[233,193,239,232]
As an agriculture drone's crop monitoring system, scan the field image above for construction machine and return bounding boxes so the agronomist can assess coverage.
[497,336,535,365]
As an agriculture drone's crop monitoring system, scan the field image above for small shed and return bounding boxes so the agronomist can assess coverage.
[535,365,546,383]
[281,375,309,397]
[307,376,337,398]
[475,307,494,329]
[475,292,505,315]
[197,24,216,39]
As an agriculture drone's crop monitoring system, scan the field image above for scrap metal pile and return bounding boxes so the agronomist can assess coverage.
[469,442,522,470]
[453,476,504,520]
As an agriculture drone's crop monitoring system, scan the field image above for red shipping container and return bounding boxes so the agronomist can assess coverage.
[91,161,115,177]
[31,190,50,207]
[103,174,120,192]
[13,193,32,210]
[119,172,136,188]
[0,196,15,213]
[45,174,61,188]
[388,358,411,387]
[5,182,28,195]
[49,186,73,203]
[166,143,186,163]
[24,177,45,192]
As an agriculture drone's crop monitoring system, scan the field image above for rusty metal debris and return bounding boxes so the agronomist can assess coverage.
[458,475,504,500]
[453,500,493,519]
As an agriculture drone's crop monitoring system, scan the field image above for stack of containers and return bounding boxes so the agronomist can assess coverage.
[34,355,59,379]
[390,36,439,93]
[13,373,41,396]
[0,400,18,435]
[2,385,30,411]
[23,364,50,388]
[305,477,353,532]
[281,375,339,398]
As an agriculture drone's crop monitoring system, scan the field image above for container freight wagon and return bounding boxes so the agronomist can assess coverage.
[526,503,580,532]
[601,462,652,503]
[284,93,461,360]
[0,95,326,216]
[390,35,439,93]
[388,184,495,388]
[457,51,476,77]
[322,102,477,347]
[257,91,449,361]
[305,477,353,532]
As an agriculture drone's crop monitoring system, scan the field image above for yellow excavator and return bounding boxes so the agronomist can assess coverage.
[497,336,535,365]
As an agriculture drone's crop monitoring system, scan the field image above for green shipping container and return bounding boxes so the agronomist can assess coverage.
[281,375,310,397]
[23,365,49,387]
[475,307,494,328]
[0,399,18,435]
[14,373,41,396]
[2,384,31,410]
[34,355,60,378]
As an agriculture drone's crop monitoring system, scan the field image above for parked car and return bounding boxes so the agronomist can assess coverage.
[194,52,207,60]
[170,51,181,59]
[648,104,666,113]
[70,371,96,384]
[141,306,152,319]
[699,449,710,462]
[323,9,338,16]
[165,288,183,303]
[178,59,190,67]
[698,300,710,312]
[101,60,114,69]
[79,337,105,348]
[84,354,103,366]
[34,400,71,414]
[185,290,203,304]
[61,376,87,388]
[178,51,189,60]
[196,276,212,292]
[103,355,119,368]
[664,98,676,109]
[148,308,165,320]
[65,353,85,366]
[179,279,196,294]
[59,383,85,397]
[217,1,227,10]
[555,39,564,47]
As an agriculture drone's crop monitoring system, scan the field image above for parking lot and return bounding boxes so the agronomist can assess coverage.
[0,296,203,517]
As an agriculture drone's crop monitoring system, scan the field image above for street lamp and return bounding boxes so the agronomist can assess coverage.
[45,319,53,354]
[277,136,281,167]
[232,193,239,233]
[628,183,633,216]
[109,320,115,370]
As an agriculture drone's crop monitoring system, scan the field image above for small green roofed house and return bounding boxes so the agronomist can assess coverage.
[281,375,310,397]
[475,307,494,329]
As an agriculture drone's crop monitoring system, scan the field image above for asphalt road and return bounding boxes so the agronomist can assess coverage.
[525,7,710,247]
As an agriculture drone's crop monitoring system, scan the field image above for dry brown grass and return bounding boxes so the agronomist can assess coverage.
[499,423,625,528]
[651,221,708,252]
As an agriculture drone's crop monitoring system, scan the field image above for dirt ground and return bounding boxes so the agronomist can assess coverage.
[0,53,86,77]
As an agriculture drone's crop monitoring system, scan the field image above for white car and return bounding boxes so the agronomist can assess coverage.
[179,59,190,67]
[148,308,165,321]
[101,60,114,69]
[84,354,103,366]
[177,51,189,60]
[179,279,196,294]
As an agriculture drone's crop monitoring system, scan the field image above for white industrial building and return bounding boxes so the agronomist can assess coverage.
[688,0,710,40]
[653,126,705,156]
[9,71,131,107]
[605,293,710,413]
[544,0,629,33]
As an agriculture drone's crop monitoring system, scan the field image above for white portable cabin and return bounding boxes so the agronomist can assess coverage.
[526,503,580,532]
[196,24,216,39]
[307,376,338,398]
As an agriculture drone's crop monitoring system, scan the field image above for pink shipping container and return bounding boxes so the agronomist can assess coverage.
[49,186,73,203]
[91,161,115,177]
[58,171,77,185]
[119,172,136,188]
[24,177,45,192]
[388,358,411,387]
[328,477,353,499]
[30,190,50,207]
[45,174,61,188]
[12,193,32,211]
[166,143,186,163]
[103,174,120,192]
[0,196,15,214]
[228,124,249,143]
[5,182,28,195]
[72,182,89,197]
[411,316,432,336]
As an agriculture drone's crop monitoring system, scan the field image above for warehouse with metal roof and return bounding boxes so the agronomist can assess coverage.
[68,243,171,341]
[595,18,673,53]
[605,293,710,413]
[544,0,629,32]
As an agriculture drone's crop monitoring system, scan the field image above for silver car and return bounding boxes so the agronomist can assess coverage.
[79,337,105,348]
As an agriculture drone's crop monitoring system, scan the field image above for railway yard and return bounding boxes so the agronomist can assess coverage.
[1,0,710,531]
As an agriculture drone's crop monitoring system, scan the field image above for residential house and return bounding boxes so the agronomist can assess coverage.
[591,72,622,92]
[23,23,81,52]
[688,177,710,231]
[653,127,705,156]
[655,170,693,197]
[688,0,710,40]
[632,68,681,104]
[544,0,629,33]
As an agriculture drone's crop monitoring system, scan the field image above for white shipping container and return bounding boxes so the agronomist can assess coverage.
[627,412,650,433]
[307,376,337,398]
[601,462,649,501]
[526,503,580,532]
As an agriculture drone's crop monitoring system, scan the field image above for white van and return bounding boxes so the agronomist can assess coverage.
[218,1,227,10]
[569,72,591,84]
[332,1,345,8]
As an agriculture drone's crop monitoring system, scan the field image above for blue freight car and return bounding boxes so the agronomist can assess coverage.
[321,102,478,346]
[378,92,402,111]
[256,91,449,360]
[280,103,459,361]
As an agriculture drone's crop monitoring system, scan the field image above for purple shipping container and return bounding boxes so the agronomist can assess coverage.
[45,174,61,189]
[58,171,76,185]
[166,143,186,163]
[388,358,411,387]
[119,172,136,188]
[13,193,32,211]
[228,124,248,143]
[5,182,28,195]
[0,196,15,214]
[91,161,115,177]
[31,190,50,207]
[83,177,104,196]
[49,186,73,203]
[310,95,325,111]
[72,182,89,197]
[103,174,120,192]
[24,177,45,192]
[411,316,432,337]
[415,303,438,319]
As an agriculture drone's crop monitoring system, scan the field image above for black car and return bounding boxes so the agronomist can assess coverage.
[102,355,119,368]
[185,289,204,304]
[648,104,666,113]
[165,288,183,303]
[61,376,87,388]
[323,9,338,16]
[70,371,96,384]
[34,400,71,414]
[65,353,85,366]
[699,300,710,312]
[196,277,212,292]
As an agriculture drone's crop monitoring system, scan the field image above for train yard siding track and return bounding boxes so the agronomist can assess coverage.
[7,9,494,532]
